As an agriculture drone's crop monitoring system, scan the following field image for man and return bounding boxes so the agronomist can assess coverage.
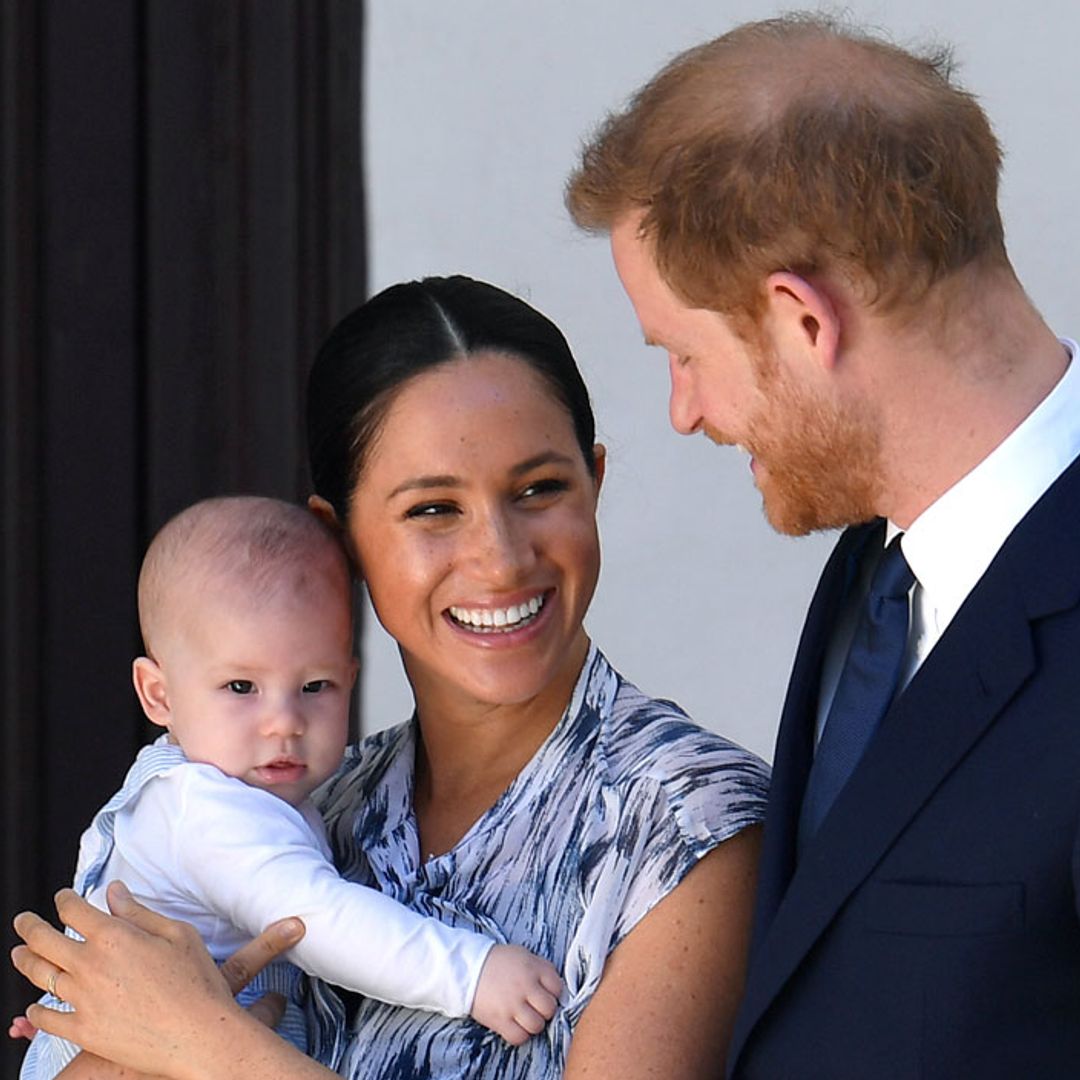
[567,13,1080,1079]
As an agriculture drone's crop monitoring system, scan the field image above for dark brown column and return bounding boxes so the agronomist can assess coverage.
[0,4,364,1067]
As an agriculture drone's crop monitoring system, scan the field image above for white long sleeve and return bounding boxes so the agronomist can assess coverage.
[99,762,491,1017]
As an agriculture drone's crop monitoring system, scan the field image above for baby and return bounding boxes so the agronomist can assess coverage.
[18,496,561,1078]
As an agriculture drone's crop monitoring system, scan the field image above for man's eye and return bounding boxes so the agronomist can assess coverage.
[302,679,331,694]
[226,680,255,695]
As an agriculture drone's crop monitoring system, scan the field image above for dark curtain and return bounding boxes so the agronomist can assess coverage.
[1,3,365,1067]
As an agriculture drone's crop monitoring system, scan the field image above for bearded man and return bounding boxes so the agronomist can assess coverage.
[568,13,1080,1078]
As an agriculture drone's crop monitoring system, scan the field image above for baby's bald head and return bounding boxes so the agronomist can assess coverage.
[138,496,351,660]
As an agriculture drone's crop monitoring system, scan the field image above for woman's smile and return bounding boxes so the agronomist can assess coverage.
[447,589,550,634]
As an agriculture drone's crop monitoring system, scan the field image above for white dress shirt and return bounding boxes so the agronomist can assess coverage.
[817,337,1080,737]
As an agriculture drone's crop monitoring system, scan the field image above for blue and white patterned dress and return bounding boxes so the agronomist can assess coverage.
[315,645,769,1079]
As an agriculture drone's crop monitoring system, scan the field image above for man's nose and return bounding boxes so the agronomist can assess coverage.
[668,353,702,435]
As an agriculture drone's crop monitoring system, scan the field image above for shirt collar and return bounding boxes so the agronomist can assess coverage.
[897,338,1080,629]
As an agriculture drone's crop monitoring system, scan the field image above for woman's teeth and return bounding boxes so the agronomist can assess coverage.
[449,594,545,632]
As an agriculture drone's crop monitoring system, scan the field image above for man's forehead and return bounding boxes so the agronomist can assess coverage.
[610,222,669,307]
[609,210,650,258]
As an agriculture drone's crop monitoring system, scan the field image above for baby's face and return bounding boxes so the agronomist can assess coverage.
[159,570,356,806]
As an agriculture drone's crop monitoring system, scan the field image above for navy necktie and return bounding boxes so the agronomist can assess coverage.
[799,535,915,847]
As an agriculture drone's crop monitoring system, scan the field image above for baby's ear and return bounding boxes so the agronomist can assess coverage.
[132,656,172,727]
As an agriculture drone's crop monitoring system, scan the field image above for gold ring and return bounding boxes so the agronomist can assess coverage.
[47,970,63,1003]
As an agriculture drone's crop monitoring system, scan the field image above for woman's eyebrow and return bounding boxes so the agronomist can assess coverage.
[510,451,577,476]
[388,474,460,498]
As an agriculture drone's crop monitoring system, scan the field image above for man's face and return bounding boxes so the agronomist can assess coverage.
[610,216,881,534]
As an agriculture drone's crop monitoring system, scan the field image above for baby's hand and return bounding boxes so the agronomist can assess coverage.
[469,943,563,1045]
[8,1014,37,1041]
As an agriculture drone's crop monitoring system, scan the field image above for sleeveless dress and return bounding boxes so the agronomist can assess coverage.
[311,645,769,1078]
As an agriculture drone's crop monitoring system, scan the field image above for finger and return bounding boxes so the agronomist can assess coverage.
[539,967,564,999]
[218,918,305,995]
[101,882,181,940]
[10,944,61,996]
[245,991,286,1030]
[12,911,81,976]
[528,986,559,1020]
[38,888,144,968]
[10,946,74,1011]
[501,1022,530,1047]
[50,888,121,940]
[9,1014,37,1040]
[515,1003,547,1036]
[24,1001,79,1044]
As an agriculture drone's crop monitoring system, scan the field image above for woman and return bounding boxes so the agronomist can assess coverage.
[13,276,768,1078]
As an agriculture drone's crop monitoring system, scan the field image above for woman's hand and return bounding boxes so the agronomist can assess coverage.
[563,825,762,1079]
[11,882,330,1080]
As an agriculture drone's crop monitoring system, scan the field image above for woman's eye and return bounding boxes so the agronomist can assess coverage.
[520,477,569,500]
[226,680,255,695]
[302,679,331,694]
[404,502,458,519]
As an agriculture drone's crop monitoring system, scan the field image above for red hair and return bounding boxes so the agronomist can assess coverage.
[566,13,1008,321]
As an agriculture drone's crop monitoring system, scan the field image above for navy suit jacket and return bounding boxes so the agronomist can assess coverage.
[728,454,1080,1079]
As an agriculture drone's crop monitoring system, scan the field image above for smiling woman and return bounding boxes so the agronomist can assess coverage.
[13,276,769,1080]
[305,278,769,1078]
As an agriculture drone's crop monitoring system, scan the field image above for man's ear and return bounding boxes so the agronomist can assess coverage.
[132,656,172,728]
[763,271,841,371]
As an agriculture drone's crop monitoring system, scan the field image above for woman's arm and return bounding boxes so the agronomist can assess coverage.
[12,884,336,1080]
[563,825,761,1080]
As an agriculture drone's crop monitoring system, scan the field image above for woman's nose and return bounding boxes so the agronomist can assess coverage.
[467,508,536,582]
[668,353,703,435]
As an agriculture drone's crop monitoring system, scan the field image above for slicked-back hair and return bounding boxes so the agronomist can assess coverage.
[307,275,597,522]
[566,12,1008,321]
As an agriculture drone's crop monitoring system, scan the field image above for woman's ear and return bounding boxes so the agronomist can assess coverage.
[132,657,172,729]
[309,493,361,570]
[307,494,340,530]
[592,443,607,496]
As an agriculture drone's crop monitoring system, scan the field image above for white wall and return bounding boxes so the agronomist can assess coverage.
[360,1,1080,761]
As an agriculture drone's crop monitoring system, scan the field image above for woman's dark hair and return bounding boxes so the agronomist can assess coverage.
[307,275,597,520]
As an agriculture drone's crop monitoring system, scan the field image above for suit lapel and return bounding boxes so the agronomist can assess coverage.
[731,460,1080,1070]
[750,521,880,943]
